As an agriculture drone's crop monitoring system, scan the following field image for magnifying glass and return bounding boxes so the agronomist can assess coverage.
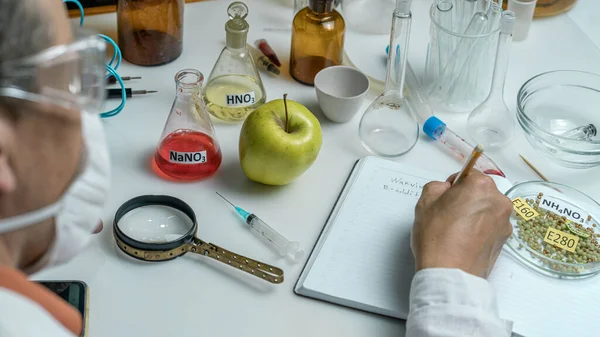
[113,195,284,284]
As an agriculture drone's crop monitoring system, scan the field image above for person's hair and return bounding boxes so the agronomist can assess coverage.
[0,0,56,118]
[0,0,55,69]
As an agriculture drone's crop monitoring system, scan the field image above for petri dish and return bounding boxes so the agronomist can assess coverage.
[504,181,600,279]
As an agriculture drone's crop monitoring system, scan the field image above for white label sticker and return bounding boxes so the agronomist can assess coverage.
[539,196,587,224]
[225,92,255,107]
[169,150,207,164]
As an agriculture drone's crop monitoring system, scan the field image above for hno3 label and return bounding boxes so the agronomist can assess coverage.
[226,91,255,107]
[169,150,207,164]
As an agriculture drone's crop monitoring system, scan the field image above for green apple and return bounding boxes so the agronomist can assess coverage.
[239,94,322,185]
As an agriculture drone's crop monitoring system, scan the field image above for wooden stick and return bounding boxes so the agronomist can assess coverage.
[519,154,549,181]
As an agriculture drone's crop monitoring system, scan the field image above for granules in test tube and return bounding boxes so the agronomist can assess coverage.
[255,39,281,67]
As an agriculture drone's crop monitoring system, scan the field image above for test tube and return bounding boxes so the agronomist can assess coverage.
[435,0,454,73]
[428,12,489,103]
[464,0,479,31]
[486,2,503,32]
[247,44,280,76]
[423,116,506,177]
[454,0,464,31]
[508,0,537,41]
[477,0,492,13]
[461,2,502,100]
[405,61,433,125]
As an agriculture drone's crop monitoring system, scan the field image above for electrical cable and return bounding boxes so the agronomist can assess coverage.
[63,0,127,118]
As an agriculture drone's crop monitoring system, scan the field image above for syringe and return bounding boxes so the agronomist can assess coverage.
[423,116,506,177]
[216,192,305,263]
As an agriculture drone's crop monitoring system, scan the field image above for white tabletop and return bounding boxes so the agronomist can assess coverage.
[33,1,600,336]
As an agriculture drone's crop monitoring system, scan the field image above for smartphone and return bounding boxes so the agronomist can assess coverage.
[38,280,89,337]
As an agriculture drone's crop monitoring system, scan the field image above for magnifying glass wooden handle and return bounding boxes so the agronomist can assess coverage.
[190,238,284,284]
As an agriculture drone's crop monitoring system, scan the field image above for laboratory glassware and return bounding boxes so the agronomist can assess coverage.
[204,2,266,122]
[517,70,600,168]
[247,45,280,76]
[467,11,516,149]
[341,0,395,34]
[216,193,305,263]
[423,116,506,177]
[255,39,281,67]
[358,0,419,158]
[117,0,183,66]
[154,69,222,181]
[561,124,597,141]
[290,0,345,86]
[424,2,501,113]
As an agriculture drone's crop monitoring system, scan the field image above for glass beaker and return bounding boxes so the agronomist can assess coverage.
[153,69,222,181]
[424,3,501,113]
[117,0,184,66]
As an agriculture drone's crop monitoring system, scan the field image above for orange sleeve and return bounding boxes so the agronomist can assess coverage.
[0,267,82,336]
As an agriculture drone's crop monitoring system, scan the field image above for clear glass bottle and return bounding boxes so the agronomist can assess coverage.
[358,0,419,158]
[203,2,266,122]
[153,69,222,181]
[117,0,184,66]
[467,11,516,149]
[290,0,345,86]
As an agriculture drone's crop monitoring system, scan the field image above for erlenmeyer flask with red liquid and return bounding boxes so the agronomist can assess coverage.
[153,68,222,181]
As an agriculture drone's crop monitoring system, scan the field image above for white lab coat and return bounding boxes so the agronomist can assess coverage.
[0,289,76,337]
[0,268,509,337]
[407,268,513,337]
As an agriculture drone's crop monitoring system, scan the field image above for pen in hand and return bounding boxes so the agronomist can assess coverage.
[453,144,484,185]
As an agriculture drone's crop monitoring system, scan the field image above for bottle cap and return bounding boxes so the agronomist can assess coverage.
[309,0,334,13]
[422,116,446,140]
[225,2,249,49]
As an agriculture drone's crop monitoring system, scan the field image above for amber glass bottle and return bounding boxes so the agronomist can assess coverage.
[117,0,184,66]
[290,0,345,86]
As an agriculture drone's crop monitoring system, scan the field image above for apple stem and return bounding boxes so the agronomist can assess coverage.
[283,93,290,133]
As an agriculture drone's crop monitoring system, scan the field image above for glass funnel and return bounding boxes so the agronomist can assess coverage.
[467,11,516,149]
[153,69,223,181]
[358,0,419,158]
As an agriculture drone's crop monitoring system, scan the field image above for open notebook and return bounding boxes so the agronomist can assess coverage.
[295,156,600,337]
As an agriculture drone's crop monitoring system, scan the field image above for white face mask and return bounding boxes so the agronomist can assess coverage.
[0,112,110,268]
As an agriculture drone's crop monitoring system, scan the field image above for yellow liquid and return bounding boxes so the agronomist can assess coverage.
[203,75,266,122]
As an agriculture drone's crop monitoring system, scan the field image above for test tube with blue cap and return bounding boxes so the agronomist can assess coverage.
[217,192,305,263]
[423,116,506,177]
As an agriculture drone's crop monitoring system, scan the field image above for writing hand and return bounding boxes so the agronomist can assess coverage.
[411,170,513,278]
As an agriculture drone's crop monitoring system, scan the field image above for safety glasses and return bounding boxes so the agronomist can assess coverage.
[0,27,106,114]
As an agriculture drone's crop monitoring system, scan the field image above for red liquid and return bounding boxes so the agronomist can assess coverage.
[153,129,222,181]
[484,169,506,177]
[256,39,281,67]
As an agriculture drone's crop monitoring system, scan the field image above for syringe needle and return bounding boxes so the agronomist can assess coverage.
[216,192,236,208]
[215,192,304,263]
